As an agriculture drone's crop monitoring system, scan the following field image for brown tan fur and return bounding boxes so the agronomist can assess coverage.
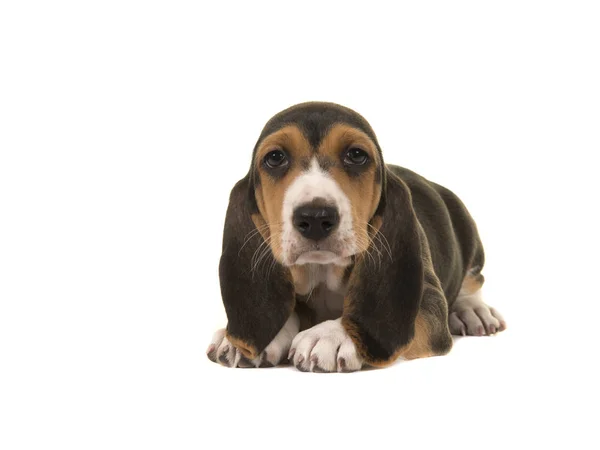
[289,265,313,296]
[289,264,347,296]
[225,334,259,360]
[340,316,369,360]
[402,315,435,360]
[461,271,485,295]
[343,314,434,367]
[252,125,312,260]
[317,124,383,253]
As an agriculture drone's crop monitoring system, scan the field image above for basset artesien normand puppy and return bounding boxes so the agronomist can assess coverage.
[206,102,506,373]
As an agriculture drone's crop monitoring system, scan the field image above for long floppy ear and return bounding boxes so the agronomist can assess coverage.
[219,175,295,360]
[342,168,450,366]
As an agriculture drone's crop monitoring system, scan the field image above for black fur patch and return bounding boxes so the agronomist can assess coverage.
[343,165,482,363]
[344,172,424,362]
[257,102,380,150]
[387,165,485,308]
[220,177,295,355]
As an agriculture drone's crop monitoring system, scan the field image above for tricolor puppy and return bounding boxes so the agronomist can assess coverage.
[207,102,506,372]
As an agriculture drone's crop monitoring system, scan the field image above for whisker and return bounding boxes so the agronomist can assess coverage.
[366,222,393,262]
[355,234,377,268]
[239,225,269,254]
[249,230,285,279]
[250,235,274,271]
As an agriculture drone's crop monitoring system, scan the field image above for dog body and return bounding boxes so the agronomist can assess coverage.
[207,102,505,372]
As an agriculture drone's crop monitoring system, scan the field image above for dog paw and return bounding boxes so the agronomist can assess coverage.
[206,314,300,368]
[206,328,253,367]
[289,319,362,373]
[449,292,507,336]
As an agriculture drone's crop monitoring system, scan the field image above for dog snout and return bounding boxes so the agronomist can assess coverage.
[292,203,340,241]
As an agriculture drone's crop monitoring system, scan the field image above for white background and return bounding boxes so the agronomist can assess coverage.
[1,1,599,449]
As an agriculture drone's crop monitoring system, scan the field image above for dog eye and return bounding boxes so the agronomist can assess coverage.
[264,150,288,168]
[344,147,369,165]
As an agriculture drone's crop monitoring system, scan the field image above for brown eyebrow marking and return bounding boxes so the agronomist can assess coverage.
[254,125,312,168]
[316,124,381,168]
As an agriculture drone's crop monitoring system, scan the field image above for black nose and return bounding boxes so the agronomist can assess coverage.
[292,204,340,241]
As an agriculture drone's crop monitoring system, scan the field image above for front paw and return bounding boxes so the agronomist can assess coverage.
[289,319,363,373]
[206,329,259,368]
[206,315,299,368]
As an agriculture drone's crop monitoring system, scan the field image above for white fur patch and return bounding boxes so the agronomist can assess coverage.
[289,318,362,372]
[280,158,355,265]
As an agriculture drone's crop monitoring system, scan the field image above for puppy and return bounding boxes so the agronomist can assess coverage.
[207,102,506,372]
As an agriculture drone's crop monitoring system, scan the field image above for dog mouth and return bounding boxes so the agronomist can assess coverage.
[294,250,340,265]
[289,240,354,266]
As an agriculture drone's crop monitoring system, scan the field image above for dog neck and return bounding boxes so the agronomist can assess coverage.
[290,263,349,295]
[290,263,351,323]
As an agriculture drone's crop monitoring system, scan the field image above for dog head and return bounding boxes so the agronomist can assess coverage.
[247,102,386,268]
